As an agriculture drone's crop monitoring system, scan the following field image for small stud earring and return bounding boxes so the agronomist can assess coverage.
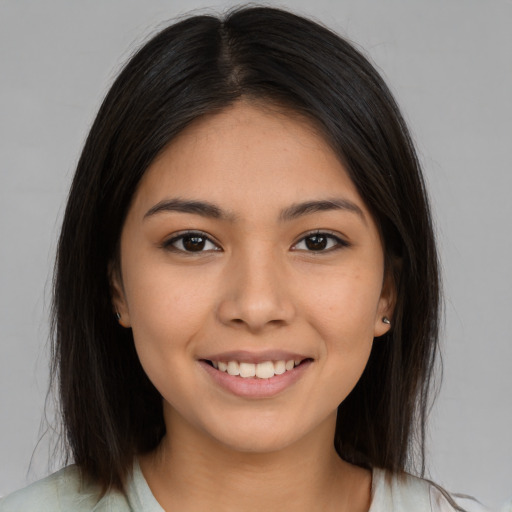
[382,317,391,325]
[115,311,121,321]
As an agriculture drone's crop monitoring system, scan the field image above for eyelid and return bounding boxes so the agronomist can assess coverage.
[160,229,349,253]
[161,230,222,253]
[290,230,351,252]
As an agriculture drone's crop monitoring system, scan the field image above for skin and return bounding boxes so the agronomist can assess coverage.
[112,101,394,511]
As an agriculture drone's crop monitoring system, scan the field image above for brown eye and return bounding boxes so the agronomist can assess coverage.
[164,232,220,253]
[305,234,328,251]
[292,232,348,252]
[182,235,207,251]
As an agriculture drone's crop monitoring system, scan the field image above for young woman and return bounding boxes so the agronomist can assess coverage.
[0,6,486,512]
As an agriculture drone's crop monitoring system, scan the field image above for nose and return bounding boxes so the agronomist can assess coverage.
[216,246,296,333]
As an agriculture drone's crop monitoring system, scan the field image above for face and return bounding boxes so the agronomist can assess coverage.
[112,101,393,454]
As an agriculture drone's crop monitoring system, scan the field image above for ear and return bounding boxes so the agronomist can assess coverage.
[374,268,397,338]
[109,261,131,328]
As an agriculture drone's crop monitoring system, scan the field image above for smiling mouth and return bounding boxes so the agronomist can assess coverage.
[202,358,312,379]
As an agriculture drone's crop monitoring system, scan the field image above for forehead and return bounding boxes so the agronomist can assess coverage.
[131,101,367,220]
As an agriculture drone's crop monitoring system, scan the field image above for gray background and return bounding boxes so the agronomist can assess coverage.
[1,0,511,508]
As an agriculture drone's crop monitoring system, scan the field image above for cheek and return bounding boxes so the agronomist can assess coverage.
[299,265,383,383]
[121,264,216,385]
[305,269,382,333]
[125,260,213,328]
[307,275,379,404]
[123,267,213,399]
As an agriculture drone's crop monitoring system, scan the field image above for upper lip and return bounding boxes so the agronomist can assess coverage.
[200,350,311,364]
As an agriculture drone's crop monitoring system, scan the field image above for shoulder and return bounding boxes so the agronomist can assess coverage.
[371,468,490,512]
[0,466,130,512]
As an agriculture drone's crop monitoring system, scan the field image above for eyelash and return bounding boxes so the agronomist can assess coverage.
[162,230,220,254]
[292,231,350,252]
[162,230,350,254]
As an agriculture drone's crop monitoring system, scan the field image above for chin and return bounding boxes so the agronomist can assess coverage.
[215,429,301,455]
[197,410,326,456]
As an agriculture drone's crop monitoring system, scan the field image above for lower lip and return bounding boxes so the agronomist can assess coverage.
[199,360,312,398]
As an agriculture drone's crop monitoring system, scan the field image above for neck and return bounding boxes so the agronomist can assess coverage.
[139,410,371,512]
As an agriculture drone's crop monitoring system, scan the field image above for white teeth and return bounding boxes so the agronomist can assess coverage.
[227,361,240,376]
[239,362,256,377]
[256,361,275,379]
[213,358,305,379]
[274,360,286,375]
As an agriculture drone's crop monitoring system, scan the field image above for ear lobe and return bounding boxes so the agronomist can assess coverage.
[108,261,131,328]
[374,269,397,338]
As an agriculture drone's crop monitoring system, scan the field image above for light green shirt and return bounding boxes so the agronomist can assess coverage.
[0,462,488,511]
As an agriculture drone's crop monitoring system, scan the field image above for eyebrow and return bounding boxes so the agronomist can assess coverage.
[144,198,237,221]
[143,197,365,223]
[279,198,365,223]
